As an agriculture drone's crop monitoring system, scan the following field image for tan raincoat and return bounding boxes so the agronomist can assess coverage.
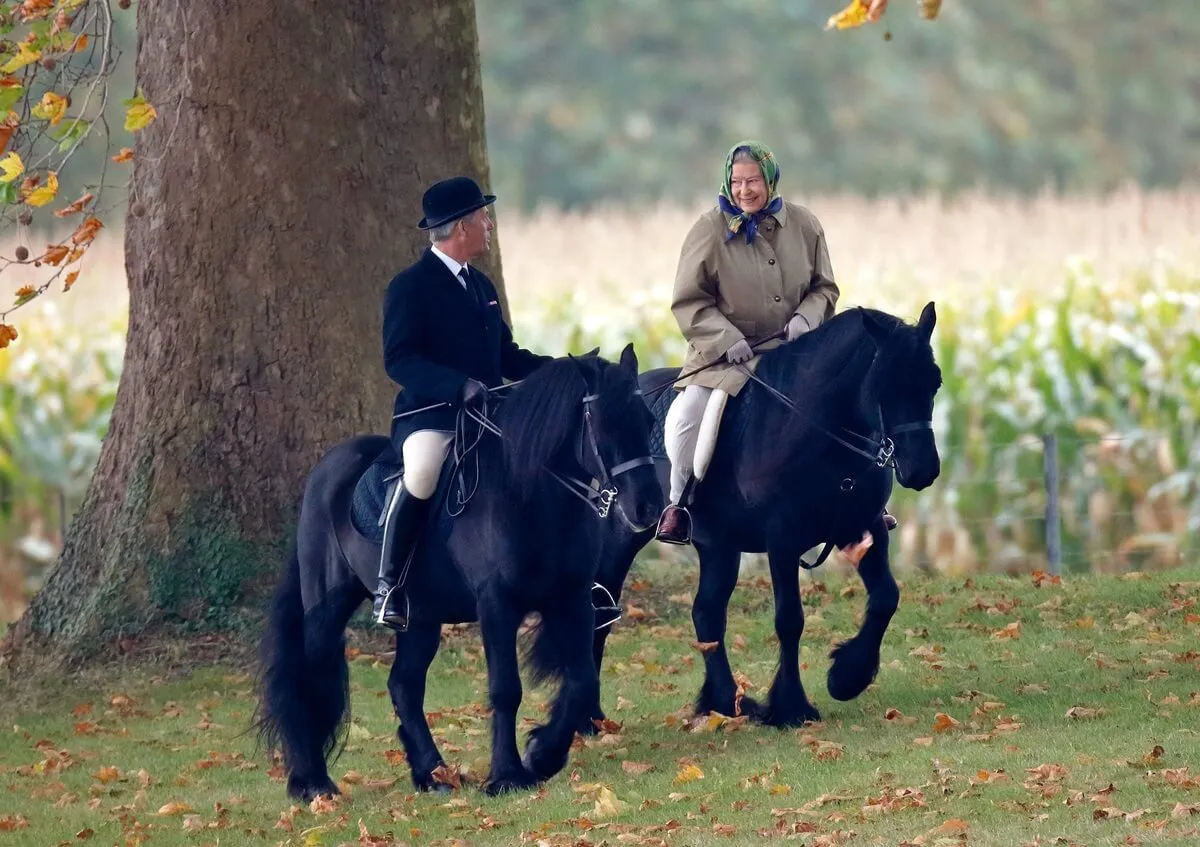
[671,200,839,395]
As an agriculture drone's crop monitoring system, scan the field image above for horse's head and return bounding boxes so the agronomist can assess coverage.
[574,344,664,533]
[861,302,943,491]
[499,344,663,533]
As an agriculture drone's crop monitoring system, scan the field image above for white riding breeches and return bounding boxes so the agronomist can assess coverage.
[664,385,729,503]
[400,430,454,500]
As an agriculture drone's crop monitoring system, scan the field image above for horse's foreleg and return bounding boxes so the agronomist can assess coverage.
[692,542,743,717]
[580,544,638,734]
[828,519,898,701]
[479,595,539,796]
[524,589,599,781]
[388,622,447,792]
[753,544,821,727]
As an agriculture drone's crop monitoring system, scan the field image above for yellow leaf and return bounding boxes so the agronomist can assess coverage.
[157,801,193,816]
[592,786,627,818]
[0,151,23,183]
[825,0,869,31]
[23,170,58,207]
[31,91,68,126]
[0,42,41,74]
[124,92,157,132]
[674,763,705,784]
[13,284,35,306]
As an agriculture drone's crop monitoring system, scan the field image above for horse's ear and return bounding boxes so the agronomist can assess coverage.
[917,301,936,340]
[582,346,600,358]
[619,342,639,376]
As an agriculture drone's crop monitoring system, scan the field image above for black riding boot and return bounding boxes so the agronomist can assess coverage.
[373,485,432,631]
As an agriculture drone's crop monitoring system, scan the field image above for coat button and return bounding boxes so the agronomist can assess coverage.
[774,295,781,302]
[768,258,776,265]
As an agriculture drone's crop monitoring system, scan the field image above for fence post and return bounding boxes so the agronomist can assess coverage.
[1043,432,1062,576]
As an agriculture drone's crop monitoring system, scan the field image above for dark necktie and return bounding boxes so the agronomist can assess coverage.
[458,267,482,310]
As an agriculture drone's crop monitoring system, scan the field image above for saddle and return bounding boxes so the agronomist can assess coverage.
[349,444,405,543]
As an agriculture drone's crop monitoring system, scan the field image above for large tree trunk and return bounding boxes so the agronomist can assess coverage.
[1,0,498,675]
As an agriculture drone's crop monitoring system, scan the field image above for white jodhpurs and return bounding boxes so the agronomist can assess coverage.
[400,430,454,500]
[664,385,729,504]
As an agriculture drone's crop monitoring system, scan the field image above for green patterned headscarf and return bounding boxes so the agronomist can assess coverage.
[718,140,783,244]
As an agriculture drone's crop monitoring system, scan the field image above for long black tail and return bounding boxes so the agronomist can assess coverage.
[523,599,595,687]
[253,543,353,799]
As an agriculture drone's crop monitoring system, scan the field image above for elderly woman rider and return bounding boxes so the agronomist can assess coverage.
[654,139,896,544]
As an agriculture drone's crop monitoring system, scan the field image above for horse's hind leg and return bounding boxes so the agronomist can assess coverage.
[692,541,743,717]
[828,520,898,702]
[387,621,448,792]
[479,594,539,796]
[750,543,821,727]
[524,590,598,782]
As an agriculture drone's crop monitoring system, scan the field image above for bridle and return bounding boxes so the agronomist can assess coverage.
[545,389,657,530]
[454,373,657,532]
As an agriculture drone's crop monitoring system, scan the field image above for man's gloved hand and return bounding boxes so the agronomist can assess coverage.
[460,378,489,407]
[785,314,810,342]
[726,339,754,364]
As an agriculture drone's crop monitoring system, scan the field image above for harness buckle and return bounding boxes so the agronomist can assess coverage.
[875,437,896,469]
[596,486,618,518]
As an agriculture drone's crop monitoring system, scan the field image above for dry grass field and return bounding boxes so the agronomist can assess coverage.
[8,186,1200,329]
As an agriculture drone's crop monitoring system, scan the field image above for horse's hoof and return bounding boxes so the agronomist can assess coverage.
[484,768,541,796]
[766,702,822,728]
[412,772,456,793]
[288,774,340,802]
[827,640,880,702]
[523,735,570,782]
[695,684,740,719]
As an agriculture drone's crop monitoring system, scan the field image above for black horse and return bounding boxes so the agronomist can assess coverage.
[254,345,663,800]
[586,303,942,729]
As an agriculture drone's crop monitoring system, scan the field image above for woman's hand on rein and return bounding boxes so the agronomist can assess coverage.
[785,315,809,342]
[726,339,754,364]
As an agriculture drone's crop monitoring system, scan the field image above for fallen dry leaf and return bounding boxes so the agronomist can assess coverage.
[622,760,654,775]
[933,712,962,733]
[674,763,705,784]
[157,801,193,816]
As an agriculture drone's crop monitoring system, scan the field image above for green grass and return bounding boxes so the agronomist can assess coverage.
[2,562,1199,846]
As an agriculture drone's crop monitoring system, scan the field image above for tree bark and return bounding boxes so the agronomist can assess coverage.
[1,0,499,674]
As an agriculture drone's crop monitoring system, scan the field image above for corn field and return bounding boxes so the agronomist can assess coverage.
[3,190,1200,622]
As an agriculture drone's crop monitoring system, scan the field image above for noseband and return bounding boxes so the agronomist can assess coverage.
[549,390,655,527]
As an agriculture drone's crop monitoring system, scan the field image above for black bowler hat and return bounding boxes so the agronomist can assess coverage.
[417,176,496,230]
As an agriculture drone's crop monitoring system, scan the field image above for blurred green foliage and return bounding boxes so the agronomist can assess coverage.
[478,0,1200,209]
[511,256,1200,574]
